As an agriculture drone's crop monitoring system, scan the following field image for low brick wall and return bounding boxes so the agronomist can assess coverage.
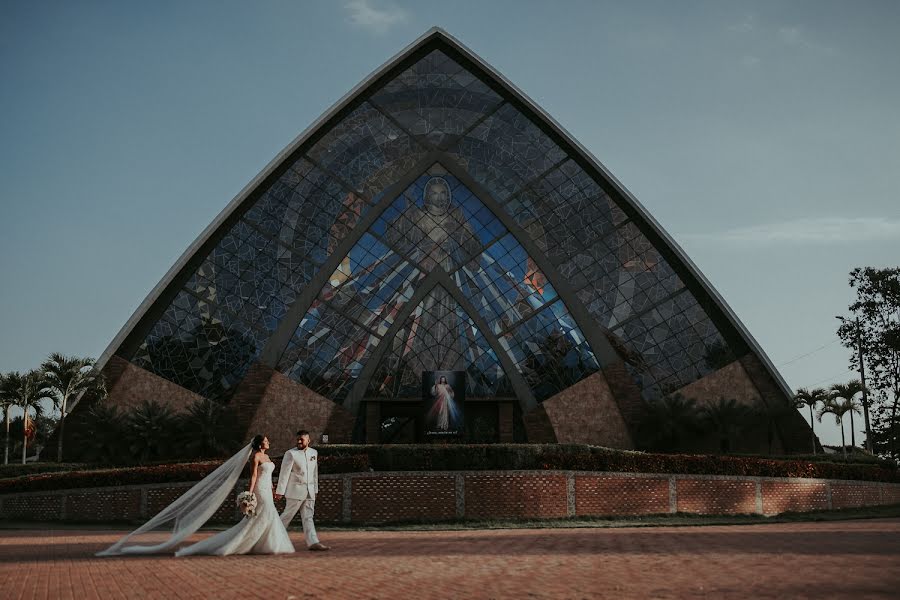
[1,471,898,525]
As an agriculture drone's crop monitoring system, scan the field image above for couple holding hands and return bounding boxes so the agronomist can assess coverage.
[97,429,329,557]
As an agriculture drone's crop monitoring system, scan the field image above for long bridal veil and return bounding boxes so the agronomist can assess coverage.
[96,444,251,557]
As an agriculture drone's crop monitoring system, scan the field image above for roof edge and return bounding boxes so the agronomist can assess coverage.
[90,26,792,412]
[429,30,794,401]
[88,28,453,401]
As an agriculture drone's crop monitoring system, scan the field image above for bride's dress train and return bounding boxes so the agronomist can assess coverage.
[176,462,293,556]
[96,444,294,557]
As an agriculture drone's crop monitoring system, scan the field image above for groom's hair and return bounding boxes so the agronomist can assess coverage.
[296,429,310,437]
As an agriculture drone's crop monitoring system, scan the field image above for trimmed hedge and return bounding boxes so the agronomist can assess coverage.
[315,444,900,483]
[0,453,370,495]
[2,445,897,495]
[0,463,99,479]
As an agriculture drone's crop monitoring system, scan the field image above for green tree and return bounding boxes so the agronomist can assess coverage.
[0,372,16,464]
[1,371,52,463]
[757,397,802,455]
[836,267,900,457]
[636,393,704,452]
[125,400,179,464]
[818,397,854,458]
[701,397,754,454]
[41,353,106,462]
[179,397,239,459]
[793,387,829,454]
[69,400,126,464]
[830,380,864,449]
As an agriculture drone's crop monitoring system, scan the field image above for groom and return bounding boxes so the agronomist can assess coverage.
[275,429,330,551]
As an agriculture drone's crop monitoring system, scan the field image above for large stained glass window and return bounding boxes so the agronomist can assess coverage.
[125,37,746,410]
[276,164,594,402]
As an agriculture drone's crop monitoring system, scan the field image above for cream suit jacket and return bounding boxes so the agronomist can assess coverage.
[276,447,319,501]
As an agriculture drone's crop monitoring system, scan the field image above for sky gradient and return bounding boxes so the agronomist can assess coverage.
[2,0,898,446]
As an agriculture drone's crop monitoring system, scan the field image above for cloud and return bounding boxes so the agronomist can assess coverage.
[727,18,837,65]
[728,16,755,34]
[344,0,408,34]
[683,217,900,245]
[777,25,836,55]
[741,55,761,68]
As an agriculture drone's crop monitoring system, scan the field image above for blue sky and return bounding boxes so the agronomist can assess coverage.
[1,0,898,446]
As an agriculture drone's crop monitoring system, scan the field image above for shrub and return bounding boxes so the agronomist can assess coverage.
[0,463,96,479]
[0,452,370,494]
[315,444,899,482]
[2,445,897,495]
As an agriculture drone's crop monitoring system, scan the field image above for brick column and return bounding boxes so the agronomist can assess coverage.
[365,402,380,444]
[498,403,514,442]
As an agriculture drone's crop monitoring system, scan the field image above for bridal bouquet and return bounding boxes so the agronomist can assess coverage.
[236,491,258,518]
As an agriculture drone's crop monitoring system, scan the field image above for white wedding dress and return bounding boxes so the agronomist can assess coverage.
[176,462,294,556]
[97,445,295,558]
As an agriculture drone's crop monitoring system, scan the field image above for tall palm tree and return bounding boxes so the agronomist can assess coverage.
[701,397,754,454]
[794,387,829,454]
[126,399,179,464]
[636,393,704,452]
[179,397,239,459]
[818,397,853,459]
[758,397,802,455]
[41,353,106,462]
[2,371,53,463]
[0,372,15,464]
[829,380,864,450]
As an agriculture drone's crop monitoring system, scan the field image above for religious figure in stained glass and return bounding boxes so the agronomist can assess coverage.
[385,176,482,271]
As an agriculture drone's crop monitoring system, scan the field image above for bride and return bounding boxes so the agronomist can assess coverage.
[97,434,294,557]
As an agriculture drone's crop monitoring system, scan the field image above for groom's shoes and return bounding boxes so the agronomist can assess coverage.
[308,543,330,551]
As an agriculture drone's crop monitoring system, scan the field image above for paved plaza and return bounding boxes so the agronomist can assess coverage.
[1,519,898,599]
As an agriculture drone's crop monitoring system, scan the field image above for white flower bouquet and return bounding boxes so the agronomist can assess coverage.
[236,491,258,518]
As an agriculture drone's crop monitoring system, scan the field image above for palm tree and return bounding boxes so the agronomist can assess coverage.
[69,400,125,464]
[126,400,179,464]
[794,387,829,454]
[636,393,704,452]
[818,397,853,458]
[701,397,754,454]
[829,380,864,450]
[2,370,53,463]
[179,397,239,458]
[42,353,106,462]
[0,372,15,464]
[757,397,801,455]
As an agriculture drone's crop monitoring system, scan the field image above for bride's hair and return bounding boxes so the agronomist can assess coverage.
[250,434,265,452]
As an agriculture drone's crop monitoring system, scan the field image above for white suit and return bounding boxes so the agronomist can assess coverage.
[276,446,320,547]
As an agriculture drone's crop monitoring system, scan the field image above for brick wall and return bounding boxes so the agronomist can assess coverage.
[539,372,634,449]
[522,405,556,443]
[66,489,143,522]
[312,478,344,523]
[233,365,355,454]
[674,359,775,455]
[575,475,669,516]
[351,475,456,523]
[676,479,758,514]
[464,473,568,519]
[103,357,205,413]
[884,484,900,505]
[2,473,898,526]
[761,481,828,515]
[831,483,882,509]
[0,494,64,521]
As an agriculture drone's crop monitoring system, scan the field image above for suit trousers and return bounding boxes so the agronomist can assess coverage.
[280,497,320,547]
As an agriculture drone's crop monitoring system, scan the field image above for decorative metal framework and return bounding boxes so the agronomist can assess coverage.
[90,28,792,421]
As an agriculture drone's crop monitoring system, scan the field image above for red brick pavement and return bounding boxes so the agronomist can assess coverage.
[1,519,898,599]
